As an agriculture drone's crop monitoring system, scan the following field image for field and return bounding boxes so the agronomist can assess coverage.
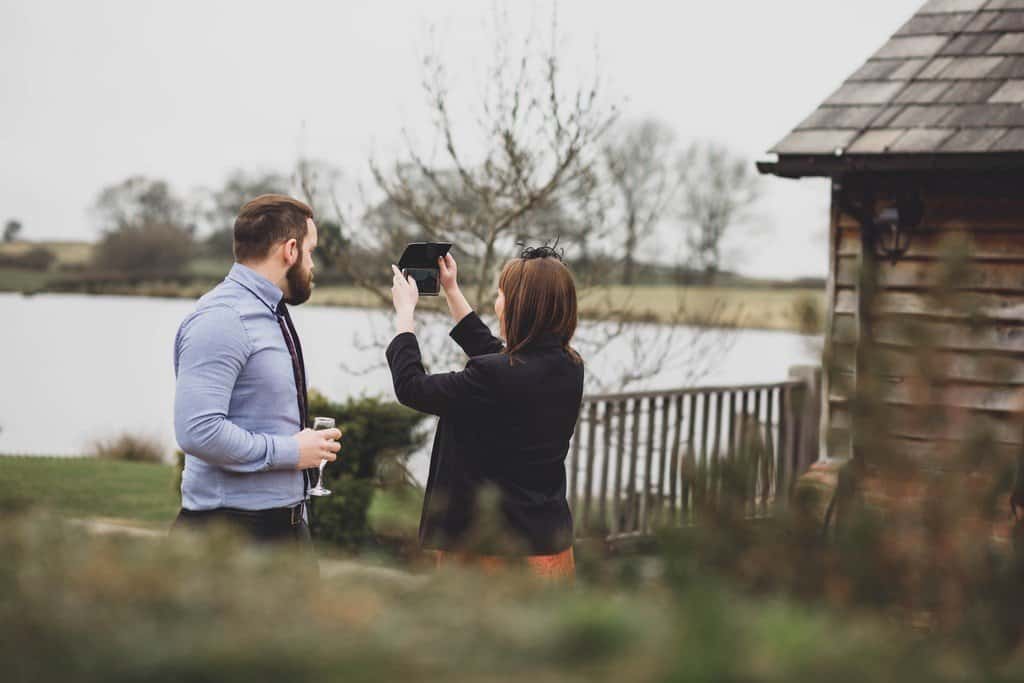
[576,285,823,331]
[309,284,824,331]
[0,239,93,265]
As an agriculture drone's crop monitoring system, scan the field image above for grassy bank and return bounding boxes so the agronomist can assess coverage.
[2,273,824,332]
[0,456,179,525]
[0,455,421,537]
[0,241,825,331]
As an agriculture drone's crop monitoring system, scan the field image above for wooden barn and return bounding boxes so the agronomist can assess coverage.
[759,0,1024,469]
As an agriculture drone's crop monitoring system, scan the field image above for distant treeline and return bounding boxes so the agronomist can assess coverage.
[0,236,824,293]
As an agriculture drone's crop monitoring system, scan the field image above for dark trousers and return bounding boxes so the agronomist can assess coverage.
[173,505,313,547]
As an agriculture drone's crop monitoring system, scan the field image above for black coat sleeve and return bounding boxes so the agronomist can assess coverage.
[386,332,497,417]
[449,311,504,357]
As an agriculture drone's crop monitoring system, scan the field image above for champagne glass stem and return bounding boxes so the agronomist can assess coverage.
[316,458,327,487]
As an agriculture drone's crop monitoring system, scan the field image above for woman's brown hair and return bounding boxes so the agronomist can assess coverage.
[498,254,581,364]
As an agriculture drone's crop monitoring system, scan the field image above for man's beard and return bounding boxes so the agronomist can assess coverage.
[285,262,314,305]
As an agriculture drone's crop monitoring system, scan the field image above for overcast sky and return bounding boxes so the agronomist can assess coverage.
[0,0,925,279]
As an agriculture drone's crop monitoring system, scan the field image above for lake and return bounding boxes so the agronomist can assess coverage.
[1,293,821,481]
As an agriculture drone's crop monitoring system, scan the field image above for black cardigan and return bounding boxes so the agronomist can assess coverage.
[385,312,583,555]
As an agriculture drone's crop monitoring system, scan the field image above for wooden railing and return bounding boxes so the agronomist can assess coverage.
[568,367,821,540]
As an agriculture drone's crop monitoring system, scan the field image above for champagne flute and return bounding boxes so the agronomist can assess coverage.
[309,416,336,496]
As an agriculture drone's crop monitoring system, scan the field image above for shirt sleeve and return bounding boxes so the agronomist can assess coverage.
[449,311,505,357]
[385,331,497,417]
[174,305,299,472]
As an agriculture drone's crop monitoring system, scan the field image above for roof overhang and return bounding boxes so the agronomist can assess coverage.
[758,153,1024,179]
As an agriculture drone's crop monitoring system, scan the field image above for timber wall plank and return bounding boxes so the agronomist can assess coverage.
[825,176,1024,467]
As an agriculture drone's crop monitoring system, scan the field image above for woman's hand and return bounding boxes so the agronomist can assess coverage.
[438,253,473,324]
[439,253,458,293]
[391,265,419,334]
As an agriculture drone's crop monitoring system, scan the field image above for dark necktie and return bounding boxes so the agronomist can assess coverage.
[276,301,313,498]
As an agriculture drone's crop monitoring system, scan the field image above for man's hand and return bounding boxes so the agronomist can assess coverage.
[294,428,341,470]
[391,264,419,334]
[439,253,458,293]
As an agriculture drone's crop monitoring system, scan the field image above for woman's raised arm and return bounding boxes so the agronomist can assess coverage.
[439,254,473,325]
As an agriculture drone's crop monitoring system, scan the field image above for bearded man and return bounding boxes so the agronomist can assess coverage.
[172,194,341,545]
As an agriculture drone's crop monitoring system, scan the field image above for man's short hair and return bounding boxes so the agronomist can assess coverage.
[233,194,314,262]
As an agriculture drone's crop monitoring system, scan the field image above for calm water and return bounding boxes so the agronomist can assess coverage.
[1,293,821,480]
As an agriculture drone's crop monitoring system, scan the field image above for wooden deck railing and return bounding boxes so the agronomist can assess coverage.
[568,366,821,540]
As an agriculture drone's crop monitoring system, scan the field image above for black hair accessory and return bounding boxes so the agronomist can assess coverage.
[517,238,565,262]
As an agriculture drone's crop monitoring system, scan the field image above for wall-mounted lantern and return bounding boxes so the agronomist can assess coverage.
[873,192,924,265]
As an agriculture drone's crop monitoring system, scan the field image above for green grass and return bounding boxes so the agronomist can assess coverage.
[0,455,417,536]
[0,266,51,292]
[0,457,179,526]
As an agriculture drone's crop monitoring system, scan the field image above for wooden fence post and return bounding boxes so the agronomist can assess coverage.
[787,365,822,479]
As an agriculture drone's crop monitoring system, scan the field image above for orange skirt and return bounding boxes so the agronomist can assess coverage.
[435,547,575,581]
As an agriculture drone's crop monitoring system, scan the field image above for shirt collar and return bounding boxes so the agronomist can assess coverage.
[226,263,284,313]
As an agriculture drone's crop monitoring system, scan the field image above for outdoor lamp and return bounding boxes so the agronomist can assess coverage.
[874,192,924,264]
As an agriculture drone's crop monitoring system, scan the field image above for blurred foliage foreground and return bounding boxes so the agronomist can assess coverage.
[2,511,1023,683]
[7,229,1024,680]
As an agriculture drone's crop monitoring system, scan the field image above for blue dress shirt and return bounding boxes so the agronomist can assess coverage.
[174,263,303,510]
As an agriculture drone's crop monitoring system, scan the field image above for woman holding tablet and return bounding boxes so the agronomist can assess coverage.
[386,246,583,579]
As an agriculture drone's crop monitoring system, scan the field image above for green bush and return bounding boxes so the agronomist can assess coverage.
[306,391,426,549]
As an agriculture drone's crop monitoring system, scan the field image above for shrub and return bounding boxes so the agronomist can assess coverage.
[202,226,235,259]
[93,222,194,275]
[0,246,56,271]
[790,292,823,334]
[645,237,1024,666]
[307,392,426,550]
[92,433,166,463]
[0,513,1012,682]
[173,450,185,504]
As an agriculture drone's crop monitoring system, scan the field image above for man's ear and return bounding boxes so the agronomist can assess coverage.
[282,238,299,266]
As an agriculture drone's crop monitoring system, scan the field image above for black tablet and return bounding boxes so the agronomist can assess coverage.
[398,242,452,296]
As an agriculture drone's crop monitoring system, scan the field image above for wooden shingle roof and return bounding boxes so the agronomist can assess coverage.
[763,0,1024,177]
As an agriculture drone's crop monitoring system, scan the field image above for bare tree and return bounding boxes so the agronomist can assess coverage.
[676,141,759,284]
[329,12,735,394]
[368,10,616,311]
[94,176,188,232]
[602,119,677,285]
